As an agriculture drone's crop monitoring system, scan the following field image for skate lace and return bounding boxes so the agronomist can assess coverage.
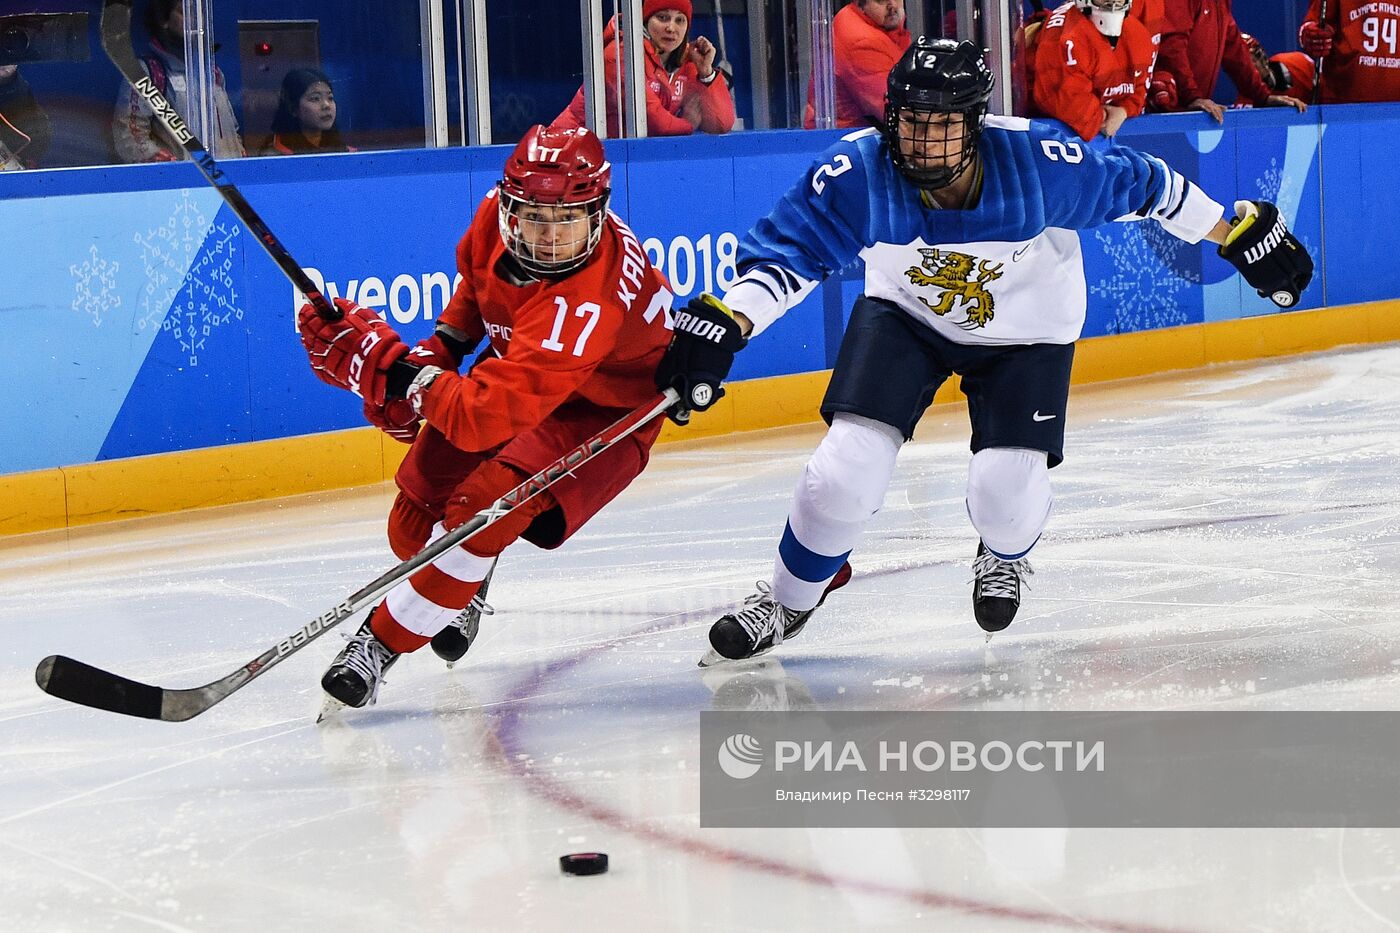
[971,550,1034,600]
[733,581,794,647]
[339,629,397,704]
[453,591,495,631]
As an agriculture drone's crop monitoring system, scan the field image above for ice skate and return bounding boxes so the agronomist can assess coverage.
[971,541,1033,639]
[429,560,497,668]
[318,615,402,715]
[699,562,852,666]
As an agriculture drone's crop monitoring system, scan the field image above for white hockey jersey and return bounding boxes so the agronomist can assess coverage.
[722,117,1224,346]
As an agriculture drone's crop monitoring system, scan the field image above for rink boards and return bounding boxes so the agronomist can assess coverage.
[3,104,1398,534]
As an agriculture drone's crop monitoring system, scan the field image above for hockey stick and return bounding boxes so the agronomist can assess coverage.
[100,0,337,320]
[1312,0,1329,106]
[35,389,679,721]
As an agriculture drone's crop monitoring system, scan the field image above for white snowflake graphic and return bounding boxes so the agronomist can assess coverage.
[164,222,242,366]
[1257,156,1284,203]
[70,243,121,326]
[133,190,242,365]
[1089,221,1195,335]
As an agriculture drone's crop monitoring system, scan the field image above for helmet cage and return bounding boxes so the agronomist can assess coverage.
[497,186,610,278]
[884,39,994,190]
[885,102,988,190]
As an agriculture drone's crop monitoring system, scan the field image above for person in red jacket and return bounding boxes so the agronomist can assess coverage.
[1299,0,1400,103]
[1029,0,1155,141]
[1149,0,1305,120]
[1234,33,1314,105]
[553,0,735,137]
[803,0,912,128]
[296,126,713,711]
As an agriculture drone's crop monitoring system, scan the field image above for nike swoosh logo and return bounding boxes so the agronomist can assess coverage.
[1012,244,1031,262]
[1032,411,1057,422]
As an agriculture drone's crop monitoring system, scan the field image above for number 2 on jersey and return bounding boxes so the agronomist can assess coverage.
[1039,139,1085,164]
[541,296,602,356]
[812,154,853,194]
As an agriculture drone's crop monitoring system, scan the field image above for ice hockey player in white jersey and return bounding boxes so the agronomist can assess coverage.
[652,37,1314,665]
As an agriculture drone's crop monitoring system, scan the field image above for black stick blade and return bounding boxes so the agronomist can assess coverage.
[36,655,164,720]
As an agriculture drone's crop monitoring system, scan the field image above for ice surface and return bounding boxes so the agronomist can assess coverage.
[4,345,1400,931]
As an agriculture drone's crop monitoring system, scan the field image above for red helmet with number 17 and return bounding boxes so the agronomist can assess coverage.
[498,125,612,278]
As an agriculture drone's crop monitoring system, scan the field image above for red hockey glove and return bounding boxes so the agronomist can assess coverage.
[297,298,409,405]
[1149,73,1178,111]
[360,331,466,444]
[363,398,420,444]
[1299,21,1334,58]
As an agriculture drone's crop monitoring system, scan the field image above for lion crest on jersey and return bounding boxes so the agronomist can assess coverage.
[905,248,1004,328]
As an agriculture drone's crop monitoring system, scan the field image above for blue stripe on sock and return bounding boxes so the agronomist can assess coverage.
[985,534,1040,561]
[778,521,851,584]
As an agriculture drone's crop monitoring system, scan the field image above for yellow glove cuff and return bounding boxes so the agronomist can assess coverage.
[695,292,736,320]
[1223,200,1260,250]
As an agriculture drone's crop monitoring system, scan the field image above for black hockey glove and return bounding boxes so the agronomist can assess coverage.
[1217,200,1314,308]
[655,292,748,426]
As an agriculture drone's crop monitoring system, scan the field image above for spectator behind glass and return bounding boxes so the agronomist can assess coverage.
[804,0,911,129]
[1028,0,1154,141]
[112,0,244,162]
[1150,0,1305,121]
[259,69,355,155]
[0,64,52,170]
[1235,33,1313,105]
[553,0,735,137]
[1299,0,1400,103]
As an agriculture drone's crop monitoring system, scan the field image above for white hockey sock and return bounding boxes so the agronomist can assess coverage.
[965,447,1052,560]
[384,522,497,638]
[772,414,902,611]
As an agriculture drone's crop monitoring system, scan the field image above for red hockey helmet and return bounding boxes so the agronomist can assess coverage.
[497,125,612,277]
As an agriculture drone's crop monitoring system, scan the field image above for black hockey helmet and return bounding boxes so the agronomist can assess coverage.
[884,37,995,190]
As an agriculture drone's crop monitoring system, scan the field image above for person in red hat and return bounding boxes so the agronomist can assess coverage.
[553,0,736,137]
[1234,33,1313,106]
[804,0,912,129]
[294,125,737,712]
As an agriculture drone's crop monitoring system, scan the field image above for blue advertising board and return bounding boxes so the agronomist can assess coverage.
[0,107,1385,476]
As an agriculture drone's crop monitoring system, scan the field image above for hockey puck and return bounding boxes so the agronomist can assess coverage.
[559,852,609,876]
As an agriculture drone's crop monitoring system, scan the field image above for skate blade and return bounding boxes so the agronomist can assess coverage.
[316,694,348,724]
[697,646,775,668]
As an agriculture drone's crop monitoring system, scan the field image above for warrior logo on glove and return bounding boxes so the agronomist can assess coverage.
[1217,200,1314,308]
[655,293,747,424]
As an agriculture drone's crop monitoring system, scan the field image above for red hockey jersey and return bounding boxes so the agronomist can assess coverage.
[1304,0,1400,103]
[417,192,674,454]
[1030,3,1155,141]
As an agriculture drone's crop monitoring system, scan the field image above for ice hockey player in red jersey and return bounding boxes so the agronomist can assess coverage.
[1299,0,1400,103]
[1030,0,1156,141]
[297,125,682,711]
